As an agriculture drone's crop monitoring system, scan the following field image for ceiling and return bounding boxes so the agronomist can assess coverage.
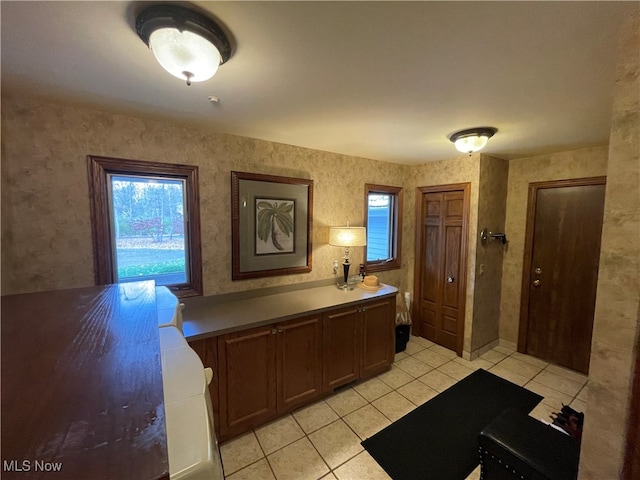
[1,1,637,165]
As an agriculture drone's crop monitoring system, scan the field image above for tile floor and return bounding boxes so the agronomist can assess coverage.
[219,335,588,480]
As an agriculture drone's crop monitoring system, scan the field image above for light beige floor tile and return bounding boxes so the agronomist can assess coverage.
[493,345,516,355]
[479,349,507,364]
[576,384,589,402]
[225,458,275,480]
[403,341,426,355]
[524,380,573,408]
[377,365,414,389]
[437,361,475,381]
[343,404,391,440]
[428,344,458,359]
[394,351,409,362]
[353,377,393,402]
[411,348,450,369]
[495,356,542,380]
[293,400,340,434]
[528,402,556,423]
[544,364,588,384]
[394,356,432,377]
[371,391,416,422]
[220,431,265,475]
[417,369,458,392]
[488,364,529,386]
[465,465,482,480]
[510,352,549,369]
[325,388,368,417]
[397,379,439,406]
[267,437,329,480]
[255,414,305,455]
[570,398,587,414]
[453,356,494,371]
[320,474,338,480]
[333,451,392,480]
[533,370,585,397]
[409,335,435,348]
[308,419,364,469]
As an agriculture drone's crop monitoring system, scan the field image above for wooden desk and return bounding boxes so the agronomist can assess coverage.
[1,282,169,480]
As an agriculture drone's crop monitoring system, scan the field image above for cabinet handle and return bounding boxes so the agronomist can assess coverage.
[278,328,284,333]
[271,328,277,335]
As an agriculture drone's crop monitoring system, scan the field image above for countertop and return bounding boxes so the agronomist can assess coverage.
[182,283,398,341]
[1,281,169,480]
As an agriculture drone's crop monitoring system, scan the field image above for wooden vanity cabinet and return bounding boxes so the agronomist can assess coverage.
[190,293,395,442]
[277,314,323,412]
[217,324,277,440]
[322,297,395,390]
[322,304,361,391]
[361,298,395,378]
[214,314,322,441]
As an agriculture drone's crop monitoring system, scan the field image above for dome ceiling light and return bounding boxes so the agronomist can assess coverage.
[448,127,498,155]
[135,4,232,86]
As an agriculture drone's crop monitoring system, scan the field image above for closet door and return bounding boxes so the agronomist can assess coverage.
[414,184,469,355]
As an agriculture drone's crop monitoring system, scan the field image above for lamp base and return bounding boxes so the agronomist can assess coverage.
[342,261,350,284]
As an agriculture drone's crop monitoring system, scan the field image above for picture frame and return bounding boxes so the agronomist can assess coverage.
[231,171,313,280]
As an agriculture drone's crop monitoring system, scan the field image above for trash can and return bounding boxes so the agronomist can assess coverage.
[395,292,412,353]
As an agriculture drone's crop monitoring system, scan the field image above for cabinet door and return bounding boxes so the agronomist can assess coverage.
[276,315,322,412]
[323,305,361,391]
[361,297,395,378]
[189,337,220,439]
[218,325,277,440]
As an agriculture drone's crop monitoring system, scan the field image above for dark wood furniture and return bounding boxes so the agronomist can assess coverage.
[479,408,579,480]
[185,287,396,442]
[1,282,169,480]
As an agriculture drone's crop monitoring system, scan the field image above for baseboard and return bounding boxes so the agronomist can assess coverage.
[465,339,500,361]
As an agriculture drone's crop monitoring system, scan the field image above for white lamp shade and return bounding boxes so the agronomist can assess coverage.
[149,28,221,83]
[329,227,367,247]
[454,134,490,154]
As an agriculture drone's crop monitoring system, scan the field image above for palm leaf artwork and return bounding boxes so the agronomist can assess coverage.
[256,200,294,251]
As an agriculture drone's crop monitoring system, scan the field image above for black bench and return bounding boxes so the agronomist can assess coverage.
[478,407,580,480]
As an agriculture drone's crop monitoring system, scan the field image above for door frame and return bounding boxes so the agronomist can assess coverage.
[413,182,470,356]
[517,176,607,353]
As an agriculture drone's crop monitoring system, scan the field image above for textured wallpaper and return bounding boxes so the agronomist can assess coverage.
[580,12,639,479]
[0,95,411,296]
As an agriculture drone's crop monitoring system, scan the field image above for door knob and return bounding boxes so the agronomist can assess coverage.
[532,279,541,287]
[447,276,455,284]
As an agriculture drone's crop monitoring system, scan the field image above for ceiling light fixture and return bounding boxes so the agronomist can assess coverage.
[135,4,232,86]
[448,127,498,155]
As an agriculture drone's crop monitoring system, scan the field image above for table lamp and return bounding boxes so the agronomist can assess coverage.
[329,223,367,288]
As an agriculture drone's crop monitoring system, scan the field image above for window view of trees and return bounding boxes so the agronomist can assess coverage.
[110,175,188,285]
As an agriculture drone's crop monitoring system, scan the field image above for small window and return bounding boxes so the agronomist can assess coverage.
[88,156,202,297]
[364,184,403,272]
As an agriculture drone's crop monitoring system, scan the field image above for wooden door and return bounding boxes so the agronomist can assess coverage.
[323,305,360,391]
[218,325,277,440]
[276,315,322,412]
[361,298,395,378]
[519,178,606,374]
[413,184,470,355]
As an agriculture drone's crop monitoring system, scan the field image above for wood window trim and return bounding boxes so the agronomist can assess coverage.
[364,183,403,273]
[87,155,203,298]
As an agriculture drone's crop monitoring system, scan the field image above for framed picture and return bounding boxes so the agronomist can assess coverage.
[231,171,313,280]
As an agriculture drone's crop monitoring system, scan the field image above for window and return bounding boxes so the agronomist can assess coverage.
[364,184,403,272]
[88,156,202,297]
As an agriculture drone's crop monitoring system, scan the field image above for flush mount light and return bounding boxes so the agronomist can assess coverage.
[448,127,498,155]
[136,4,232,86]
